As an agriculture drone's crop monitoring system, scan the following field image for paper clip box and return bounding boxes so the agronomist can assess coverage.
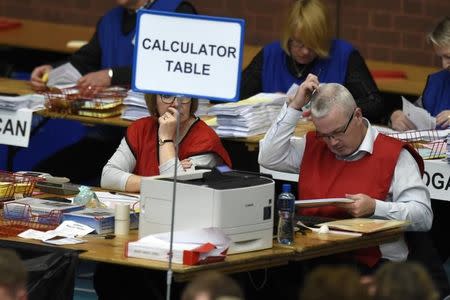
[63,208,139,234]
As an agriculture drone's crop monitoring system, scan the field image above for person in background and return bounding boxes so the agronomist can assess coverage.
[390,16,450,131]
[299,265,370,300]
[101,94,232,192]
[182,271,244,300]
[17,0,197,185]
[0,249,27,300]
[240,0,402,126]
[30,0,196,94]
[259,75,432,271]
[373,262,440,300]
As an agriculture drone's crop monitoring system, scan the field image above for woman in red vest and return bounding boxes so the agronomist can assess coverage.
[101,94,231,192]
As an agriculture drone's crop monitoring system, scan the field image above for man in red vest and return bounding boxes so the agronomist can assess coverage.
[259,74,433,269]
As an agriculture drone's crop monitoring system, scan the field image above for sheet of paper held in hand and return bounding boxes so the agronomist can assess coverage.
[295,198,355,208]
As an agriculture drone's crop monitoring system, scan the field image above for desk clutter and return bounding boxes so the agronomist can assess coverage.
[44,85,127,118]
[122,90,150,121]
[126,227,230,265]
[0,93,45,111]
[0,185,140,238]
[377,127,450,160]
[208,92,286,137]
[0,171,39,205]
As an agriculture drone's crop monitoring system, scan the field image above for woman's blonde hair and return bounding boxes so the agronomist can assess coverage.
[281,0,332,58]
[144,94,198,117]
[428,16,450,48]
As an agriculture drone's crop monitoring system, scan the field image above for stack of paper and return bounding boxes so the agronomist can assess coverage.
[122,90,150,121]
[207,93,287,137]
[0,94,45,111]
[126,227,230,265]
[196,98,211,116]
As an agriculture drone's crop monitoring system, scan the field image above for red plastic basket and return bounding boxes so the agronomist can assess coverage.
[0,171,39,205]
[0,203,62,237]
[384,130,448,160]
[44,86,127,114]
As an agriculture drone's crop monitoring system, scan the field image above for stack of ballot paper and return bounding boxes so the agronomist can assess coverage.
[196,98,211,116]
[122,90,150,121]
[126,227,230,265]
[207,93,287,137]
[0,94,45,111]
[47,63,82,87]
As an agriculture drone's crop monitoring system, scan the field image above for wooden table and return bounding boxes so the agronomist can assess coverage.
[0,77,33,95]
[0,77,130,127]
[0,18,94,53]
[0,224,403,281]
[366,60,438,96]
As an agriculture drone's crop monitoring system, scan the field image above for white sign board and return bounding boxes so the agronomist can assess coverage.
[423,160,450,201]
[132,10,245,102]
[0,109,33,147]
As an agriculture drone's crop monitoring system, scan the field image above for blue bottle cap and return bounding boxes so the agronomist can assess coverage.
[281,183,291,193]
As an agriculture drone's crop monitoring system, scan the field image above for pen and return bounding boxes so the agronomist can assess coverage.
[311,68,322,98]
[42,72,49,83]
[109,191,139,199]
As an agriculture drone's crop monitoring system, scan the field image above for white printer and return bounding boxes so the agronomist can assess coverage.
[139,168,275,254]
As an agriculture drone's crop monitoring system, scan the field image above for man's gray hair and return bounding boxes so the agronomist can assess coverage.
[310,83,356,118]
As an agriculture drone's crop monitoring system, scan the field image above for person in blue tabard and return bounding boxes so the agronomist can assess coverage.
[390,17,450,131]
[1,0,196,184]
[30,0,196,94]
[241,0,402,126]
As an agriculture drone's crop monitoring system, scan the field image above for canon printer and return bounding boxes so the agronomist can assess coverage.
[139,168,275,254]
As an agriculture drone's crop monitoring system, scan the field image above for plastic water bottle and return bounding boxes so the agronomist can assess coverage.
[277,183,295,245]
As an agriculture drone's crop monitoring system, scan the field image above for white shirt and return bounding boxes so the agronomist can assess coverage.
[101,138,223,191]
[259,103,433,261]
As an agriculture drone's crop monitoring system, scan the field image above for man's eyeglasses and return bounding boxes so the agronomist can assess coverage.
[316,109,355,140]
[159,94,191,104]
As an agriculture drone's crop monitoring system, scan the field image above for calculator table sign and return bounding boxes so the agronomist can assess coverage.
[132,10,245,102]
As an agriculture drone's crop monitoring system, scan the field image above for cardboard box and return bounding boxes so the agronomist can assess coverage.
[63,208,139,234]
[126,240,226,265]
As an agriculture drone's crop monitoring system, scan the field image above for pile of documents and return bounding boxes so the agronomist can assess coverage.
[0,94,45,111]
[207,93,287,137]
[126,227,230,265]
[122,90,150,121]
[121,92,212,121]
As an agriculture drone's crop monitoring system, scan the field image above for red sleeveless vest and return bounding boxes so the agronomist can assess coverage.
[126,117,232,176]
[298,131,423,267]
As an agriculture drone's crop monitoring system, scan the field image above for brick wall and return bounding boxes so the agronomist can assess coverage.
[1,0,448,67]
